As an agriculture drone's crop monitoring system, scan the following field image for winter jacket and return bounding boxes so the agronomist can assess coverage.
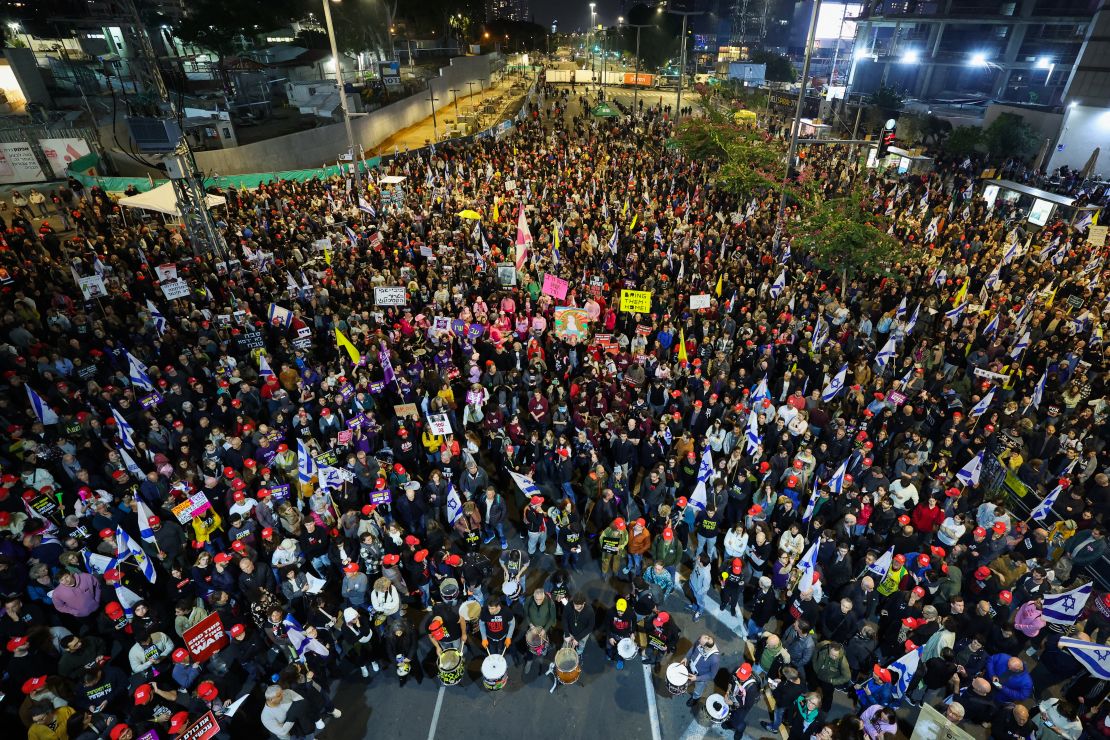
[811,642,852,686]
[985,653,1033,702]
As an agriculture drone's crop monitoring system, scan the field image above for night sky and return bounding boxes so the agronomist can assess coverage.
[536,0,624,33]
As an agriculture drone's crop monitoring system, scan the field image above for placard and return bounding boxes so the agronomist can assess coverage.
[292,337,312,350]
[337,430,352,445]
[182,612,228,662]
[690,294,712,310]
[394,403,419,419]
[887,390,907,406]
[314,449,339,467]
[155,263,178,282]
[177,710,220,740]
[140,392,163,409]
[314,237,332,252]
[77,275,107,300]
[1088,225,1108,247]
[370,488,392,505]
[77,363,98,380]
[619,288,652,314]
[171,492,213,524]
[542,273,569,300]
[0,142,46,184]
[237,330,264,350]
[1066,295,1085,310]
[269,483,291,502]
[553,307,591,342]
[374,286,407,306]
[498,263,517,286]
[427,413,452,435]
[466,389,484,406]
[160,279,191,301]
[972,367,1011,383]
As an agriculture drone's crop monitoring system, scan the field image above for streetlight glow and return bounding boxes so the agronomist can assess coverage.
[1036,56,1052,69]
[970,52,988,66]
[900,49,919,64]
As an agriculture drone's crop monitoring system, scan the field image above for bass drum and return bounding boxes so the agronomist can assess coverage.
[554,647,581,685]
[704,694,730,725]
[438,649,464,686]
[481,653,508,691]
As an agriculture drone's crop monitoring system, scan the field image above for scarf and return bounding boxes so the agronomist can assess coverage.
[759,643,782,673]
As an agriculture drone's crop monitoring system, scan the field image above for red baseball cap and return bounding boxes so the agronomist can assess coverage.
[171,647,190,663]
[133,683,153,705]
[652,611,670,628]
[196,681,218,701]
[22,675,47,694]
[169,711,190,734]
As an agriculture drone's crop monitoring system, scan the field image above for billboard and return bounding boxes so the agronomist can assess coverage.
[0,142,45,184]
[815,3,863,41]
[39,138,92,179]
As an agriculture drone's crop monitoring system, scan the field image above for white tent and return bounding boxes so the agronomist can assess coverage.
[118,181,226,216]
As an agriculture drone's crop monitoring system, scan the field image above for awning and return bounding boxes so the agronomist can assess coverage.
[118,181,227,216]
[981,179,1075,207]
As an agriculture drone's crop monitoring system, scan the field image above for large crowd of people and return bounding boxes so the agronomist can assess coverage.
[0,72,1108,740]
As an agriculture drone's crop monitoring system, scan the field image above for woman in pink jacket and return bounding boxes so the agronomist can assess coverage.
[52,571,101,619]
[1013,597,1046,642]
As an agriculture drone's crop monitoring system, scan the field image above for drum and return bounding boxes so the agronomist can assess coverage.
[526,627,549,657]
[481,654,508,691]
[438,649,464,686]
[666,663,691,695]
[460,599,481,635]
[501,580,519,599]
[617,637,639,660]
[554,647,581,685]
[705,694,730,725]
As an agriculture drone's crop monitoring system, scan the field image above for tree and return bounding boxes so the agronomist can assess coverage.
[943,126,983,157]
[176,0,302,90]
[748,50,796,83]
[863,84,904,132]
[793,190,915,295]
[615,6,681,71]
[673,109,788,195]
[328,0,394,61]
[982,112,1041,162]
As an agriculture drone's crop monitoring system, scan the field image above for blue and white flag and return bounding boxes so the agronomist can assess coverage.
[146,300,166,336]
[1030,484,1062,522]
[509,470,542,500]
[875,337,897,371]
[868,546,895,581]
[750,378,771,405]
[446,483,464,525]
[895,297,907,320]
[135,498,158,543]
[268,303,293,329]
[1031,371,1047,409]
[114,582,143,617]
[357,196,376,217]
[1043,582,1093,624]
[1010,331,1030,360]
[970,388,995,417]
[945,301,968,324]
[796,540,819,591]
[888,647,922,699]
[25,385,58,425]
[905,302,920,335]
[780,242,791,264]
[982,312,999,338]
[1003,240,1019,264]
[689,444,715,510]
[119,448,143,478]
[769,269,786,300]
[955,450,983,487]
[608,228,619,255]
[802,478,819,523]
[111,406,135,449]
[116,526,156,583]
[127,352,154,392]
[984,265,1002,292]
[1059,637,1110,679]
[83,550,117,576]
[345,225,359,246]
[297,439,318,485]
[826,458,849,495]
[745,410,762,456]
[933,269,947,288]
[812,317,830,350]
[653,225,663,245]
[259,355,277,382]
[822,363,848,403]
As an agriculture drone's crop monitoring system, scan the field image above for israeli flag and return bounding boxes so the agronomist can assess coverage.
[268,303,293,329]
[945,301,968,323]
[826,458,848,495]
[955,450,983,487]
[259,355,277,382]
[345,225,359,246]
[317,464,348,493]
[135,498,158,543]
[128,352,154,392]
[822,363,848,403]
[119,448,144,478]
[1030,484,1062,522]
[750,378,771,405]
[875,337,897,371]
[116,526,156,583]
[796,540,819,591]
[608,228,619,255]
[25,385,58,425]
[82,550,117,576]
[1010,331,1031,360]
[1003,240,1018,264]
[984,265,1002,292]
[769,269,786,300]
[1043,582,1093,624]
[780,241,791,264]
[970,388,995,417]
[357,196,377,217]
[298,439,318,485]
[745,410,762,456]
[933,269,947,288]
[889,647,922,699]
[689,444,715,511]
[111,406,135,450]
[905,303,920,335]
[982,312,999,338]
[895,297,907,320]
[446,483,464,525]
[868,546,895,581]
[114,582,143,617]
[802,478,819,523]
[509,470,542,499]
[653,225,663,245]
[1059,637,1110,679]
[146,300,166,336]
[812,317,829,350]
[1031,371,1047,409]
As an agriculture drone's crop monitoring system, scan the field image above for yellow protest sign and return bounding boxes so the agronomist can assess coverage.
[620,289,652,314]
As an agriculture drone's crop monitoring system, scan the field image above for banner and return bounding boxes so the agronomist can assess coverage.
[542,273,569,299]
[182,611,228,662]
[39,138,92,179]
[620,289,652,314]
[160,279,191,300]
[171,492,213,524]
[690,294,711,309]
[1089,225,1108,247]
[374,286,407,305]
[0,142,46,184]
[553,307,591,342]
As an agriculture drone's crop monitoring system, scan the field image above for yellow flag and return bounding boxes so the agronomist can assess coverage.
[952,276,969,306]
[678,328,688,365]
[715,274,723,297]
[554,225,560,251]
[629,213,638,230]
[335,327,360,364]
[1093,210,1099,226]
[324,249,331,266]
[622,198,629,218]
[492,199,500,223]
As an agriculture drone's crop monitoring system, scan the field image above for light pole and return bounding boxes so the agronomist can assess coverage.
[449,87,460,118]
[627,20,656,117]
[773,0,822,246]
[590,3,597,91]
[322,0,361,195]
[427,86,440,142]
[465,80,478,113]
[666,7,705,120]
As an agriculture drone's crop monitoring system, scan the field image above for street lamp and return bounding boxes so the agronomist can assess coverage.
[665,6,706,120]
[900,49,920,64]
[449,87,460,118]
[321,0,361,196]
[589,3,597,90]
[970,52,989,66]
[626,20,658,117]
[427,86,440,142]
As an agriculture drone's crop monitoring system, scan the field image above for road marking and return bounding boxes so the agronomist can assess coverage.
[677,715,732,740]
[699,594,746,634]
[426,685,445,740]
[642,663,663,740]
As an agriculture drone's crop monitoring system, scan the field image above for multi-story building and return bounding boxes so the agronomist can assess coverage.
[846,0,1096,106]
[486,0,530,23]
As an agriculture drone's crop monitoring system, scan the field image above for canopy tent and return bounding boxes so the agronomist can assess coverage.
[118,181,226,216]
[591,103,619,118]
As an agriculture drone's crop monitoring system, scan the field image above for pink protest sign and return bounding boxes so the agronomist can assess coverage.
[542,273,569,300]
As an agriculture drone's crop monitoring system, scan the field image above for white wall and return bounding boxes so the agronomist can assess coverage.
[1046,104,1110,176]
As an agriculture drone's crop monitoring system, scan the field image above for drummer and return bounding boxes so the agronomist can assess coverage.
[724,663,760,740]
[521,587,556,674]
[642,611,679,669]
[499,548,530,607]
[422,579,466,657]
[682,635,721,708]
[563,594,595,658]
[478,597,516,662]
[605,597,635,669]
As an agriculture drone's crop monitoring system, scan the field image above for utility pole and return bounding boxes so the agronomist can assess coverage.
[427,86,440,142]
[666,7,705,120]
[322,0,361,196]
[627,22,654,118]
[450,87,460,118]
[773,0,822,247]
[465,80,478,114]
